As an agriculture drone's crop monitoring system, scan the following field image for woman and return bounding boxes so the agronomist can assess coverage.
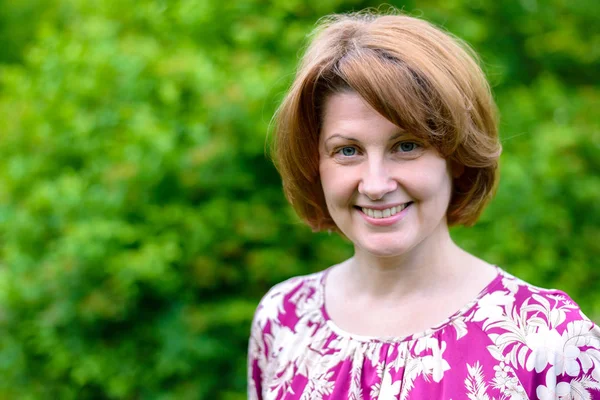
[248,11,600,399]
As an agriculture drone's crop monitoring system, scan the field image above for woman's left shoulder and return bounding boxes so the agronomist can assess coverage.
[470,268,600,398]
[495,269,597,329]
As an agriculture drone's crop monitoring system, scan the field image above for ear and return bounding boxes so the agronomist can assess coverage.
[450,162,464,178]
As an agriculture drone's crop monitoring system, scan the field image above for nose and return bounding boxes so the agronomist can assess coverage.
[358,159,398,201]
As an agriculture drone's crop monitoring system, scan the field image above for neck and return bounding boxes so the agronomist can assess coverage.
[345,224,470,301]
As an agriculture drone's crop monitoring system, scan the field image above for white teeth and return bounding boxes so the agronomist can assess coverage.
[361,203,409,219]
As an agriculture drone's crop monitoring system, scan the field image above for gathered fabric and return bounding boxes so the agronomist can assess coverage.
[248,268,600,399]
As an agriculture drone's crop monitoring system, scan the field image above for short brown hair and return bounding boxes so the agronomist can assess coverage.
[271,10,502,230]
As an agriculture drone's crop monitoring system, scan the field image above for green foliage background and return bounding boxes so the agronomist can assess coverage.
[0,0,598,398]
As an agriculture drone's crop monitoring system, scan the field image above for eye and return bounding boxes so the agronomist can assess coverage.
[338,146,357,157]
[396,142,419,152]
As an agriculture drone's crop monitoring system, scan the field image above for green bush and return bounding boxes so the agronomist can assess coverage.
[0,0,597,398]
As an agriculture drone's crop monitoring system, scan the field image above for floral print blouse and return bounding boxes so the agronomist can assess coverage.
[247,267,600,399]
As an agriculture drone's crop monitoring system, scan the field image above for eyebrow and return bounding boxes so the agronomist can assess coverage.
[324,134,356,143]
[324,132,406,144]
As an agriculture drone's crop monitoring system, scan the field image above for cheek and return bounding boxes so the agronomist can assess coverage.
[411,164,453,201]
[319,164,356,206]
[319,164,336,203]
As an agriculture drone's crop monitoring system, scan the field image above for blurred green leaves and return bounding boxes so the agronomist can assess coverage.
[0,0,598,398]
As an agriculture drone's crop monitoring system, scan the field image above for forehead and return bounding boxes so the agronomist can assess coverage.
[320,92,401,140]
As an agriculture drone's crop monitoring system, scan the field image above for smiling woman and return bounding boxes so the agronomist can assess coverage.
[248,9,600,400]
[318,92,453,258]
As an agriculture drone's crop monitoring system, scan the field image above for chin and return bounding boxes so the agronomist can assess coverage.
[354,235,415,259]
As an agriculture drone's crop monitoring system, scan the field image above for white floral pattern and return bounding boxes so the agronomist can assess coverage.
[248,268,600,399]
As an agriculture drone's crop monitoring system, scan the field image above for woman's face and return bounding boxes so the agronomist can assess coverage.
[318,91,453,258]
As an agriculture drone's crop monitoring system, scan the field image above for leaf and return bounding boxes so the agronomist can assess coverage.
[532,294,551,311]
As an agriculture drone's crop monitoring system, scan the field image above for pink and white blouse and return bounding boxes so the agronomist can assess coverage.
[248,267,600,399]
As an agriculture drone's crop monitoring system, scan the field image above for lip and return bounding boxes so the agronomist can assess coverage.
[357,202,412,226]
[356,202,410,211]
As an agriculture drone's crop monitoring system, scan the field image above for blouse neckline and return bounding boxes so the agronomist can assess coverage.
[317,265,506,344]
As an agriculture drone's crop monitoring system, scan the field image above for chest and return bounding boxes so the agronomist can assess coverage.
[261,327,530,400]
[325,294,467,339]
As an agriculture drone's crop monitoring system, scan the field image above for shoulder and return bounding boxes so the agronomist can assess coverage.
[470,268,600,398]
[472,269,594,326]
[247,270,325,378]
[500,269,594,328]
[251,270,325,332]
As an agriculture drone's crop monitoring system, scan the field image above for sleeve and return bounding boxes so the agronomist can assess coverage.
[247,303,266,400]
[246,276,303,399]
[536,315,600,399]
[565,319,600,398]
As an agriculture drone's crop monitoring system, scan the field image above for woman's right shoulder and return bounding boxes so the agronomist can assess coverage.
[251,270,325,329]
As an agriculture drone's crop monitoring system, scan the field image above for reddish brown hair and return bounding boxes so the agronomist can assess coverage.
[271,11,502,230]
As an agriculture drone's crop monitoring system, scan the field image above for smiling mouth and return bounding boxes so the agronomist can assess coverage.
[356,202,413,219]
